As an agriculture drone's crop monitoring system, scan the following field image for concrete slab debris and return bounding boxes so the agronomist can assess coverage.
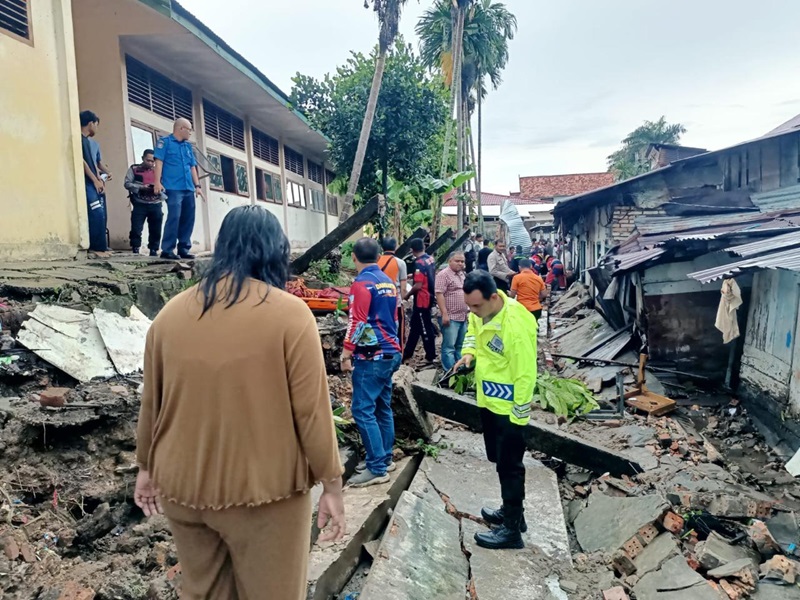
[93,307,151,375]
[420,430,571,564]
[633,533,680,577]
[17,305,116,382]
[695,532,760,571]
[752,582,800,599]
[463,520,564,600]
[707,557,756,579]
[392,366,434,441]
[306,456,420,600]
[359,491,467,600]
[574,493,669,553]
[633,556,723,600]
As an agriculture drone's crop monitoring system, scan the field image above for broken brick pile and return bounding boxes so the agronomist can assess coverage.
[556,405,800,599]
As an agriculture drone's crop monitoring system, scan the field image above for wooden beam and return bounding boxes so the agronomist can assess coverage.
[411,382,645,476]
[435,229,471,266]
[290,195,381,275]
[395,228,427,260]
[425,228,454,258]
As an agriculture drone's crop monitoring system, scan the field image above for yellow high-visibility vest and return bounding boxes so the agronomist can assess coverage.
[462,291,538,425]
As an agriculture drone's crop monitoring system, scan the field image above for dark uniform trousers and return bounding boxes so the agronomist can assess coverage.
[480,408,526,509]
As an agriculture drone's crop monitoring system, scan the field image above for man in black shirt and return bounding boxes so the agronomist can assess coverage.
[477,241,493,272]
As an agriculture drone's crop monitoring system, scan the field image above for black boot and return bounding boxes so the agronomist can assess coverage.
[480,506,528,533]
[474,506,525,550]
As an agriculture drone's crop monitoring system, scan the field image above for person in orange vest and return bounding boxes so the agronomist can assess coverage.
[377,238,408,345]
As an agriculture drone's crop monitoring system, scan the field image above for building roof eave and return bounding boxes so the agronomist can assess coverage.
[163,0,330,146]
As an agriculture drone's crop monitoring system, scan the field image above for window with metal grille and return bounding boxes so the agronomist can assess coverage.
[126,56,193,122]
[308,162,323,184]
[203,100,245,151]
[284,146,305,176]
[252,128,280,165]
[0,0,30,41]
[326,170,337,185]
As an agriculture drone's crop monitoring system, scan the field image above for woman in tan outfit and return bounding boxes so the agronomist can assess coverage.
[134,206,346,599]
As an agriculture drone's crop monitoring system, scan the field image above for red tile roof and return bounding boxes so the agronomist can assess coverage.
[443,191,551,207]
[519,172,615,200]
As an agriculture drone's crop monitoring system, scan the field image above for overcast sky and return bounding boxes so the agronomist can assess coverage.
[181,0,800,195]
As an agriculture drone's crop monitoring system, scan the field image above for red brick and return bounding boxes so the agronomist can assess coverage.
[20,543,36,563]
[3,537,20,560]
[56,581,96,600]
[39,387,70,408]
[662,511,685,534]
[638,523,659,545]
[622,536,644,559]
[603,586,630,600]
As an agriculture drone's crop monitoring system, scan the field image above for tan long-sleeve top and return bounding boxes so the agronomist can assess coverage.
[136,279,343,510]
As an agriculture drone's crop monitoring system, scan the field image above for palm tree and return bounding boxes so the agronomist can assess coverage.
[417,0,516,235]
[607,117,686,180]
[339,0,409,223]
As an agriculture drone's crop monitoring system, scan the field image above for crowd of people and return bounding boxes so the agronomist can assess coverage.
[130,198,565,595]
[80,111,204,259]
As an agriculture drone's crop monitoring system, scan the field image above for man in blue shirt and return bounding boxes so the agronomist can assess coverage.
[153,118,204,260]
[80,110,110,257]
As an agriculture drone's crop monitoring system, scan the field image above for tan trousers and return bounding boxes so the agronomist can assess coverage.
[163,492,312,600]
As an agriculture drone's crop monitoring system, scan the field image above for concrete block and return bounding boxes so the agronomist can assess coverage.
[633,533,680,577]
[633,555,723,600]
[306,455,421,600]
[574,493,669,553]
[420,430,571,564]
[392,366,434,440]
[360,492,468,600]
[695,532,760,571]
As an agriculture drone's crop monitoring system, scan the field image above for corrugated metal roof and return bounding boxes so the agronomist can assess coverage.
[750,184,800,213]
[688,246,800,283]
[585,331,632,361]
[634,211,785,236]
[726,230,800,257]
[607,247,666,272]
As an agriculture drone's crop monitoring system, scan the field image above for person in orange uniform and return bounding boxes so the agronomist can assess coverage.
[510,258,548,321]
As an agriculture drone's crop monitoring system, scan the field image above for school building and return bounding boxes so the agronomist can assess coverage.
[0,0,339,260]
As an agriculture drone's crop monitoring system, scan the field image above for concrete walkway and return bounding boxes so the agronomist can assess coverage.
[362,429,573,600]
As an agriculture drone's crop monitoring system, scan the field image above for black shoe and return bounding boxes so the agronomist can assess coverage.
[149,250,158,257]
[475,506,525,550]
[160,252,180,260]
[481,506,528,533]
[474,525,524,550]
[132,247,140,254]
[179,252,196,260]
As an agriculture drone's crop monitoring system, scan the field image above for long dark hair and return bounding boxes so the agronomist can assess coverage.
[198,205,290,316]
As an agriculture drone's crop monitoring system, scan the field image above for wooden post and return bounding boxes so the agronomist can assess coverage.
[290,195,381,275]
[435,229,471,266]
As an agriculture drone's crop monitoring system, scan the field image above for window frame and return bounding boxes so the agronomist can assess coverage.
[233,160,250,198]
[205,150,225,191]
[287,180,307,209]
[309,188,325,213]
[327,194,339,217]
[0,0,33,46]
[262,170,283,204]
[202,99,246,151]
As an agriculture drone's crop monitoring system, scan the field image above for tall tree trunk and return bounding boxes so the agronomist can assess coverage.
[452,9,466,235]
[476,79,484,235]
[431,6,465,240]
[469,116,479,230]
[339,51,387,223]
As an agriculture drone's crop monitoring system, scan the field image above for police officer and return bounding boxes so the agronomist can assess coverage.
[454,270,538,550]
[153,118,204,260]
